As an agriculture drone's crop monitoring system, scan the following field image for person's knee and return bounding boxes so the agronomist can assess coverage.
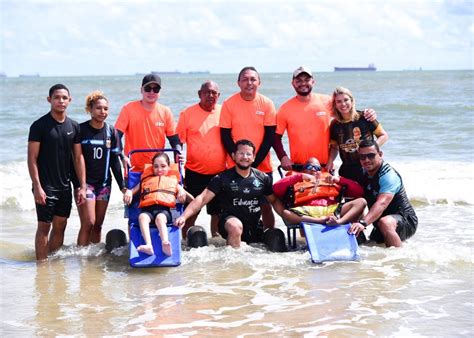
[155,213,167,225]
[36,222,51,235]
[52,217,67,231]
[377,216,397,234]
[225,218,243,237]
[138,213,151,224]
[354,198,367,208]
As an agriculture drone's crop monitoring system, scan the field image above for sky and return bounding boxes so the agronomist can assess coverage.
[0,0,472,76]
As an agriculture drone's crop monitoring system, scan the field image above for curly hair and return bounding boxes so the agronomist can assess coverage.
[85,90,108,113]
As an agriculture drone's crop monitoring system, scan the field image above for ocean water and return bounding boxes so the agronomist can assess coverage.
[0,70,473,336]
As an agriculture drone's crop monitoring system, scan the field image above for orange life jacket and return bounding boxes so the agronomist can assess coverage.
[293,172,341,206]
[138,164,180,208]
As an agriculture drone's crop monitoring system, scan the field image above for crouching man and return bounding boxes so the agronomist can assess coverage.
[175,139,287,251]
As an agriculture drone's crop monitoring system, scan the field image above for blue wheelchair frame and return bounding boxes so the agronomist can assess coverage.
[127,149,183,268]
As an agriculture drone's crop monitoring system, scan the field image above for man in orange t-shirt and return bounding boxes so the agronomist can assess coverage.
[275,66,378,173]
[115,73,181,172]
[274,66,332,170]
[220,66,277,229]
[176,80,226,237]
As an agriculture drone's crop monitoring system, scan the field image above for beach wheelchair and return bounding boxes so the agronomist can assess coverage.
[127,149,184,268]
[276,165,359,263]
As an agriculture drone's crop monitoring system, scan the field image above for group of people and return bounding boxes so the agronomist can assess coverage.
[28,66,418,261]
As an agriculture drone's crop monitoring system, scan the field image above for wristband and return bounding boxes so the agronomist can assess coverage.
[359,219,368,228]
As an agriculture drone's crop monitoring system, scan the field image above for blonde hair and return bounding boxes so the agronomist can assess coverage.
[331,86,359,123]
[85,90,108,113]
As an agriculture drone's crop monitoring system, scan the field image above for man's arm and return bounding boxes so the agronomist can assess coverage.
[220,127,235,155]
[362,193,394,225]
[175,189,216,228]
[253,125,276,168]
[27,141,46,205]
[167,134,183,163]
[266,193,285,217]
[273,133,292,170]
[72,143,87,205]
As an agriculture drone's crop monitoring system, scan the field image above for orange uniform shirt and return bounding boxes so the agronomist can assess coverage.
[115,100,176,172]
[276,93,332,165]
[176,103,226,175]
[220,92,276,173]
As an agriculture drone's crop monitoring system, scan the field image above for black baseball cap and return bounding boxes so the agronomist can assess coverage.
[142,73,162,88]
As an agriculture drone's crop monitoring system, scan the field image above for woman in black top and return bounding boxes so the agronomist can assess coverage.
[75,91,125,246]
[327,86,388,182]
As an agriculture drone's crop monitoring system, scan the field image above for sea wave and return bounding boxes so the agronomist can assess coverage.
[1,159,473,211]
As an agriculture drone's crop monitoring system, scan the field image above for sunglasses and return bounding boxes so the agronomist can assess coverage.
[304,164,321,171]
[143,85,160,93]
[359,153,377,160]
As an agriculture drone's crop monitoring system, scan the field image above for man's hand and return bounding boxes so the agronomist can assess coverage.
[175,216,186,228]
[363,108,377,122]
[280,155,293,171]
[348,222,365,236]
[76,187,87,206]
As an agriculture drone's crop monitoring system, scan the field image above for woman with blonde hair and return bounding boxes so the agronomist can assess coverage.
[326,86,388,182]
[73,91,125,246]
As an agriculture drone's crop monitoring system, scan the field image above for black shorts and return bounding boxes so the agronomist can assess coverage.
[370,213,418,243]
[184,168,221,215]
[140,205,172,224]
[35,189,72,223]
[218,214,264,244]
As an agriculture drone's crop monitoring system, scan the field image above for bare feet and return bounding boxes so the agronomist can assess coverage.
[162,240,172,256]
[326,215,341,226]
[137,244,154,256]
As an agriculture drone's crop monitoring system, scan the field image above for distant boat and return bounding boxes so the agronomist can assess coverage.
[152,70,181,75]
[188,71,210,75]
[334,64,376,72]
[19,73,40,77]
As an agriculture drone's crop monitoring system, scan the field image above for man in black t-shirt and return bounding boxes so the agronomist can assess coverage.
[27,84,87,260]
[175,139,286,249]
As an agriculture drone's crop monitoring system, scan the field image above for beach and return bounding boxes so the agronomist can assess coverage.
[0,70,473,336]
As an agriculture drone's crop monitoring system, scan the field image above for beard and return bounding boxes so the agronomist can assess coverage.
[236,162,251,170]
[295,88,312,96]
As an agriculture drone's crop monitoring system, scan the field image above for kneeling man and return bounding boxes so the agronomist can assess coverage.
[350,140,418,247]
[175,139,286,249]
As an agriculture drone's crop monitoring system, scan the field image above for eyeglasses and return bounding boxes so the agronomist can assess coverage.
[143,85,160,93]
[236,151,253,157]
[359,153,377,160]
[303,164,321,171]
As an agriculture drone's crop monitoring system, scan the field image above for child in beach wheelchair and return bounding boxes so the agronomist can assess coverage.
[274,157,366,248]
[124,151,193,257]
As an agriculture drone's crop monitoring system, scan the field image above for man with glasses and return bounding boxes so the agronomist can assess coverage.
[349,140,418,247]
[115,73,181,172]
[273,157,366,233]
[176,81,226,238]
[175,139,286,251]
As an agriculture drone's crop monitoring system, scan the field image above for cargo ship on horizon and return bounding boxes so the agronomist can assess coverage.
[334,63,376,72]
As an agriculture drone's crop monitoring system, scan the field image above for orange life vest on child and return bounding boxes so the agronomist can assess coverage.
[138,164,180,208]
[293,172,341,206]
